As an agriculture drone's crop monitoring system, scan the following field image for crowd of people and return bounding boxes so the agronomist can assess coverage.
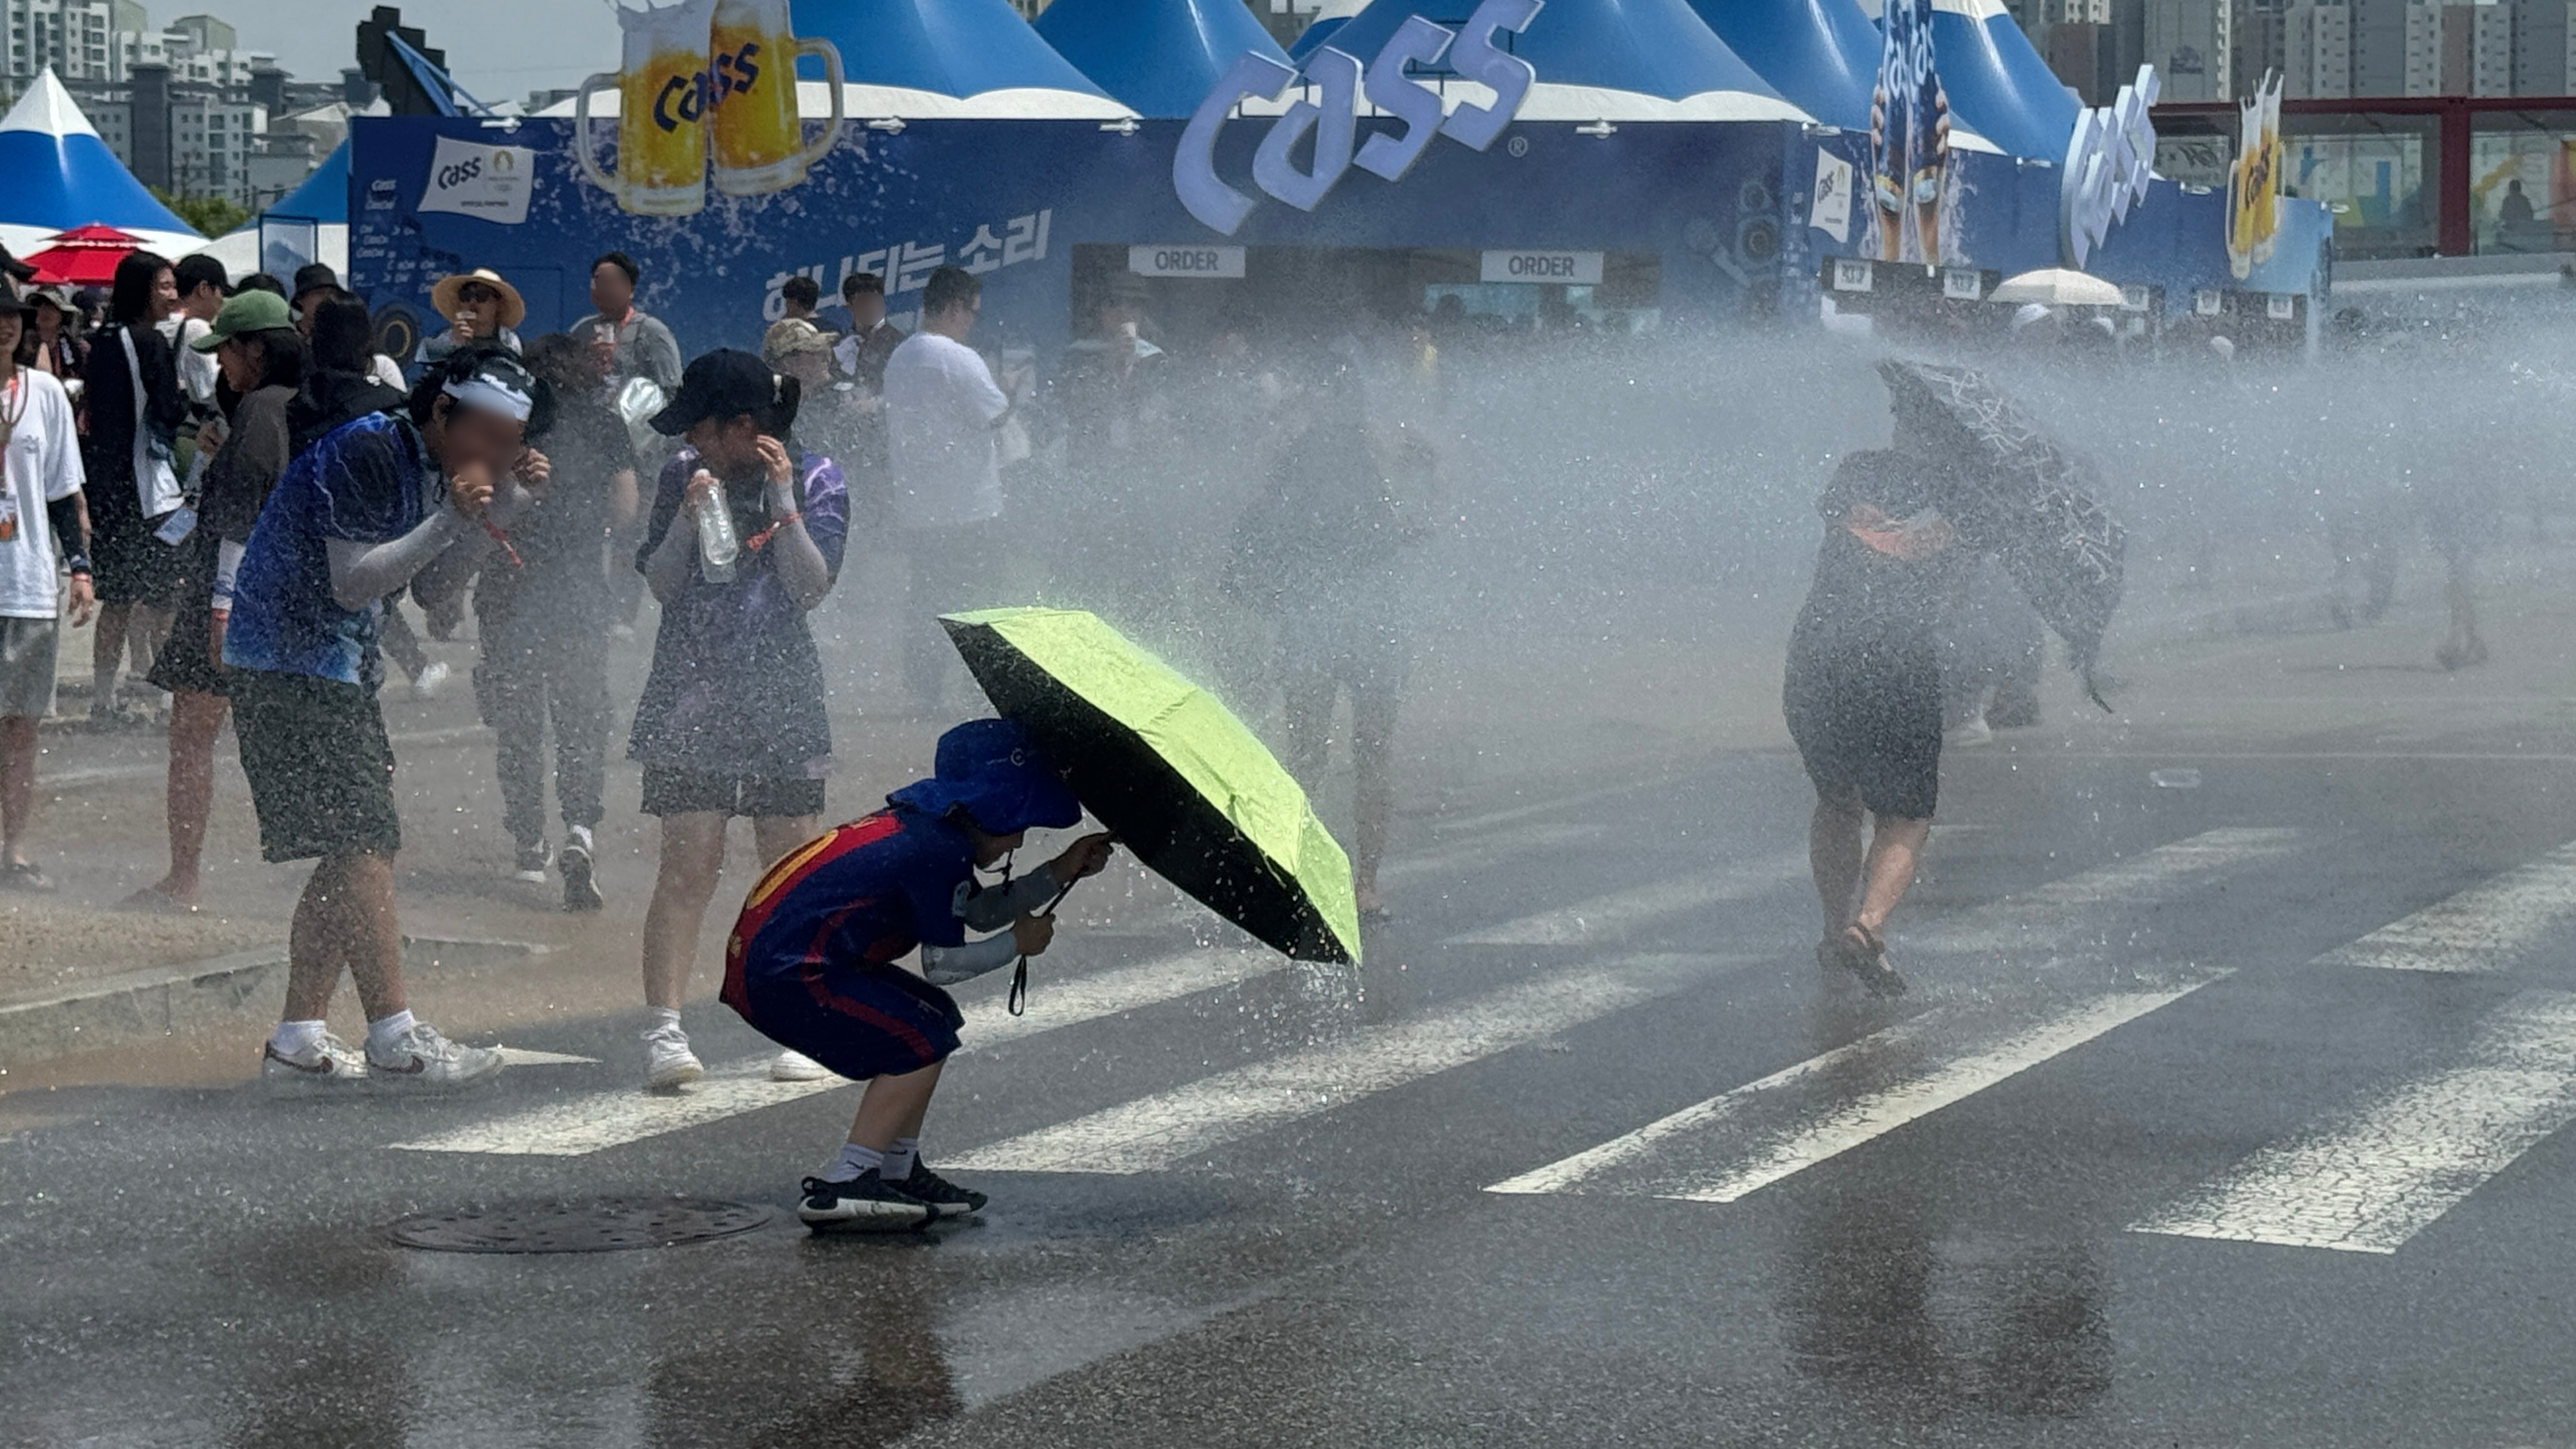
[0,242,1439,1137]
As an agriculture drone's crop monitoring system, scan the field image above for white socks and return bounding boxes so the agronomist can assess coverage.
[827,1142,884,1183]
[643,1007,682,1037]
[884,1137,919,1180]
[270,1019,327,1056]
[365,1010,417,1056]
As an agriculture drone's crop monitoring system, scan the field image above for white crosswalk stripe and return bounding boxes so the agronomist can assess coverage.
[943,954,1754,1176]
[1484,828,2307,1201]
[1443,850,1810,947]
[2313,840,2576,973]
[390,949,1296,1157]
[2131,989,2576,1253]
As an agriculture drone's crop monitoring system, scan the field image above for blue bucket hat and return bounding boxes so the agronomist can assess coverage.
[887,719,1083,837]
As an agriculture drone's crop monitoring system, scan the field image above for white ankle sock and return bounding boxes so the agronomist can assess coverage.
[883,1137,919,1180]
[365,1010,417,1054]
[645,1007,681,1037]
[270,1019,327,1056]
[826,1142,884,1183]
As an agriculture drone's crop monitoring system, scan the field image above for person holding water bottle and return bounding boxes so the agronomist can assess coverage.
[628,348,849,1090]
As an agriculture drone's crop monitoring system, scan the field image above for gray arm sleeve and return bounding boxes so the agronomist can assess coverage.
[326,511,471,611]
[919,933,1023,986]
[955,872,1063,933]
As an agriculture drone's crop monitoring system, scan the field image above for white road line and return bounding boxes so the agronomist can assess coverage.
[2312,842,2576,973]
[391,949,1295,1157]
[1378,822,1609,887]
[1443,851,1809,947]
[1484,828,2307,1200]
[944,954,1746,1175]
[2132,989,2576,1254]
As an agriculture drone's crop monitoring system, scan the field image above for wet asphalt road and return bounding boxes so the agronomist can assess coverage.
[6,735,2576,1446]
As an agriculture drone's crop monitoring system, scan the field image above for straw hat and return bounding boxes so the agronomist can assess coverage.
[430,268,527,330]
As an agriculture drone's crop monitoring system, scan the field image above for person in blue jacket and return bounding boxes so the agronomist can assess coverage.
[724,719,1115,1231]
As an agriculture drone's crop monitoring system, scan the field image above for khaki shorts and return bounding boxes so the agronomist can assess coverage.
[0,615,60,721]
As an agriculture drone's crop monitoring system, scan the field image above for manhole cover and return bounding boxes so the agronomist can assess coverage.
[388,1197,772,1254]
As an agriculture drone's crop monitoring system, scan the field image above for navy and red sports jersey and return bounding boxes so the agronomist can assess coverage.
[722,806,976,1004]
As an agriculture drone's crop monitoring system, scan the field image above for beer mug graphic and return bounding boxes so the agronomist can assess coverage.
[574,0,720,216]
[708,0,843,196]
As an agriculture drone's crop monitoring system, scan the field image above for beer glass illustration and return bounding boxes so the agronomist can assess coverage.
[709,0,844,197]
[574,0,719,217]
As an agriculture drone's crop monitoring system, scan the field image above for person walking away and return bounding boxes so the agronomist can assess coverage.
[571,252,683,634]
[222,347,550,1090]
[2425,467,2497,671]
[475,334,636,907]
[290,269,406,391]
[421,269,527,363]
[828,271,904,529]
[882,267,1016,711]
[287,291,408,456]
[0,283,95,891]
[629,350,848,1088]
[1785,450,1972,998]
[1050,285,1171,620]
[127,291,304,912]
[725,719,1113,1229]
[1223,353,1433,922]
[79,251,189,726]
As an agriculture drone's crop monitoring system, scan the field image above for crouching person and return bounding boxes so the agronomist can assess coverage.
[722,720,1113,1230]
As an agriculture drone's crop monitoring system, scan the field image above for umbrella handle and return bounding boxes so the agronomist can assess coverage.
[1005,878,1083,1018]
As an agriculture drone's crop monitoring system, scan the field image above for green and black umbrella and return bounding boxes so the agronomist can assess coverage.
[943,607,1361,965]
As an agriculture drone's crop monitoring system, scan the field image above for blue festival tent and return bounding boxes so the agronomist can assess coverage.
[0,67,199,256]
[1683,0,1880,133]
[1289,0,1370,60]
[1910,0,2081,160]
[267,138,350,224]
[1318,0,1811,120]
[784,0,1130,115]
[1036,0,1289,118]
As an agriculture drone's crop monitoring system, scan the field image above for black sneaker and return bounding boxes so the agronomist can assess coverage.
[559,826,603,912]
[797,1170,933,1232]
[513,839,551,886]
[897,1160,988,1218]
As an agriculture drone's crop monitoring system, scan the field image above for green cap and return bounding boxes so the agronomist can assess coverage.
[193,289,295,352]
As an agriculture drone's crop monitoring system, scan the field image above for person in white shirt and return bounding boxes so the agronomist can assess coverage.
[881,266,1018,708]
[0,284,95,891]
[164,254,228,410]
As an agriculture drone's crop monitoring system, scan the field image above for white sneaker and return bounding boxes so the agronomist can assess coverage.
[769,1048,831,1082]
[410,660,451,700]
[261,1032,368,1089]
[1949,715,1995,749]
[645,1025,704,1089]
[365,1021,506,1090]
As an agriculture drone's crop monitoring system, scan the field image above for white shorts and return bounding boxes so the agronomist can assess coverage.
[0,615,61,721]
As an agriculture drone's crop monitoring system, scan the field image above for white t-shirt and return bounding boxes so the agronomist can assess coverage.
[160,314,220,406]
[0,370,88,618]
[882,332,1010,530]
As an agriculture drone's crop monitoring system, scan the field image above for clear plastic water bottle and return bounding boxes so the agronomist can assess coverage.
[694,472,739,583]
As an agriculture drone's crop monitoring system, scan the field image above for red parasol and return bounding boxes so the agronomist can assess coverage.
[21,223,147,286]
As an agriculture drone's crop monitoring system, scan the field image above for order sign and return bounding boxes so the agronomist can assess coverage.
[1480,249,1604,285]
[1129,245,1247,279]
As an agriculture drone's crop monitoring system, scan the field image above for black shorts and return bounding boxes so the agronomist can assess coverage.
[230,670,402,862]
[1783,641,1944,820]
[640,764,826,820]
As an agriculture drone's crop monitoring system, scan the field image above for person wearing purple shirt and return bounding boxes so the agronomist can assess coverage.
[628,348,851,1090]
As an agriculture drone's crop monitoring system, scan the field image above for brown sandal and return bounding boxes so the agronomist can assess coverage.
[1836,923,1908,998]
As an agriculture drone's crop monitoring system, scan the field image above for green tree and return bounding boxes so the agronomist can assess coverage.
[149,187,251,238]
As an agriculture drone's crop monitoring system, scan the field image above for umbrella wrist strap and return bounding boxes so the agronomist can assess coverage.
[1003,880,1080,1018]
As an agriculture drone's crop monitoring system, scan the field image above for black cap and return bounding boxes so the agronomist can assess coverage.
[173,252,231,299]
[0,245,33,284]
[650,348,784,437]
[291,262,341,302]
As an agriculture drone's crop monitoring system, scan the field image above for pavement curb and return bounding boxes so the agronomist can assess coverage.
[0,936,551,1073]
